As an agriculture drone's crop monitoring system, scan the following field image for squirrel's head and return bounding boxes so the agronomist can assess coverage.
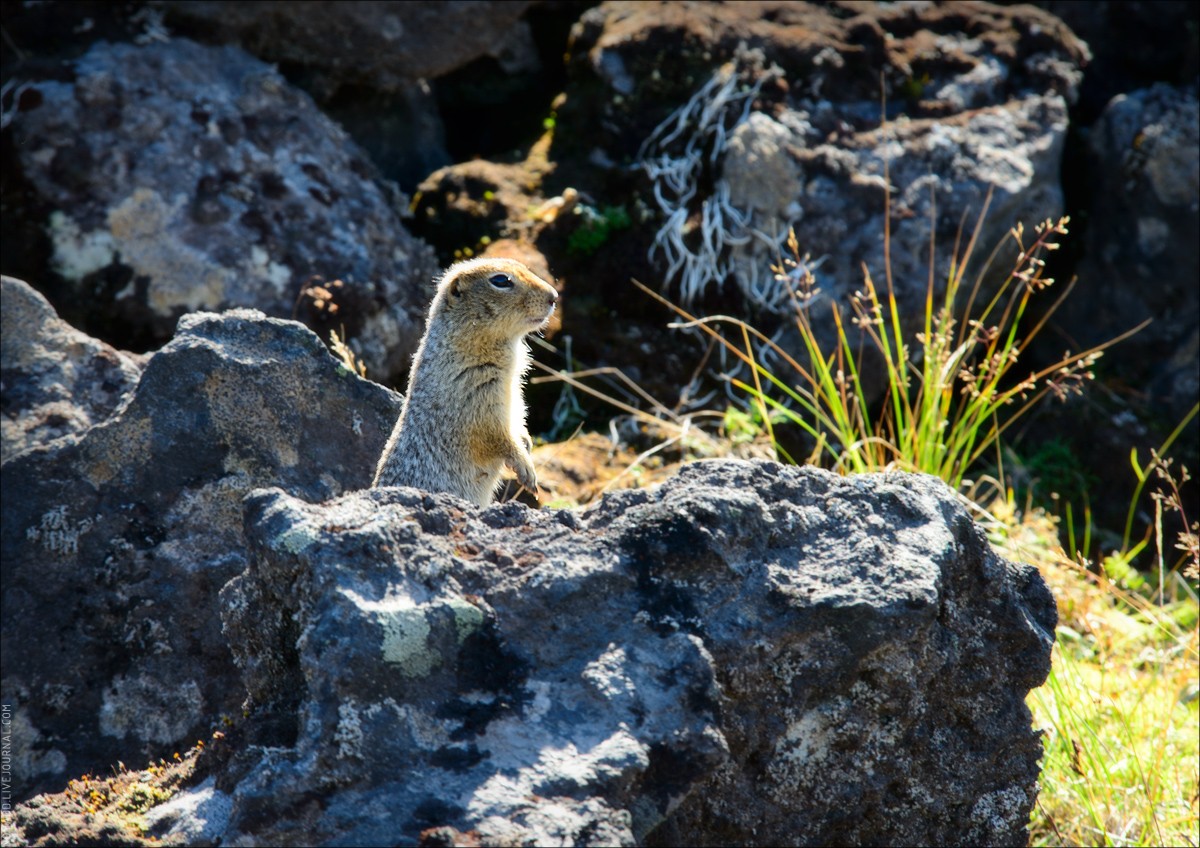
[434,257,559,338]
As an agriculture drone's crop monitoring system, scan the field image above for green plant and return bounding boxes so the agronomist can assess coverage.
[1029,602,1197,847]
[567,204,632,257]
[722,406,761,446]
[637,187,1147,497]
[982,485,1198,847]
[1006,525,1199,847]
[900,71,932,101]
[1005,437,1098,517]
[1122,405,1200,555]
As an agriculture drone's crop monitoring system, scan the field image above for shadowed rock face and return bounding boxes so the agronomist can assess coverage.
[8,37,438,380]
[1066,83,1199,429]
[201,460,1054,846]
[1,276,144,463]
[159,1,536,90]
[0,300,401,803]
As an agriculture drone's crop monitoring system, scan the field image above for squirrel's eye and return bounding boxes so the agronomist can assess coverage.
[488,273,513,289]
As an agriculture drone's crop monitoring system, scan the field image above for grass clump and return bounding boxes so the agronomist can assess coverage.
[330,325,367,378]
[637,188,1144,498]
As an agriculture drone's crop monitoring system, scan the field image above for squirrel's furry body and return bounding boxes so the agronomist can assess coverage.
[373,257,558,505]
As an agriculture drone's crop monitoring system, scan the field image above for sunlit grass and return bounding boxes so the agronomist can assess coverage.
[993,502,1199,847]
[634,186,1146,505]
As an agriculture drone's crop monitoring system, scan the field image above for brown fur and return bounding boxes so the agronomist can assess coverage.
[373,258,558,505]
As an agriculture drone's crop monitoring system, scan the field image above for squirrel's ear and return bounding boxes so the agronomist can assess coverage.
[449,276,462,298]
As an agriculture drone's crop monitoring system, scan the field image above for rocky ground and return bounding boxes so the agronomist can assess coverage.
[3,399,1057,843]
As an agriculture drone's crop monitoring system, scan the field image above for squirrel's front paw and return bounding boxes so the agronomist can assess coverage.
[512,454,538,493]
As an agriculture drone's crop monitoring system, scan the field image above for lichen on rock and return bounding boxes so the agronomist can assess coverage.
[209,460,1054,846]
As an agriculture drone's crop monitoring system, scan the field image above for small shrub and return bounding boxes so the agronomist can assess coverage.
[567,204,632,257]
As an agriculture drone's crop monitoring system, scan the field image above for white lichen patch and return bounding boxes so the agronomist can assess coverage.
[249,245,293,295]
[340,588,441,676]
[582,644,637,704]
[387,699,453,751]
[967,785,1030,840]
[106,188,231,315]
[99,674,204,744]
[272,523,318,555]
[48,210,118,280]
[447,596,485,644]
[334,699,366,760]
[26,505,94,556]
[776,708,834,769]
[378,606,437,676]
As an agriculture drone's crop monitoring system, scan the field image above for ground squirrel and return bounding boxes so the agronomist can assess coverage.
[373,258,559,505]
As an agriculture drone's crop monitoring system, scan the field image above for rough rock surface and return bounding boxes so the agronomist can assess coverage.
[156,0,541,191]
[156,460,1056,846]
[1,276,143,463]
[159,1,537,91]
[561,1,1086,159]
[9,37,438,380]
[1060,82,1199,438]
[0,309,401,802]
[555,0,1088,354]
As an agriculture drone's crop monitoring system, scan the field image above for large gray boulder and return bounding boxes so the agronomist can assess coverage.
[1,276,143,463]
[8,37,439,381]
[0,307,401,802]
[554,1,1088,359]
[158,1,538,90]
[131,460,1056,846]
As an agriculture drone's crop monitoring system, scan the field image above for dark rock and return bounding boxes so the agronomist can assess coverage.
[1061,83,1198,436]
[412,159,537,264]
[1036,1,1200,122]
[200,460,1052,845]
[553,0,1088,337]
[560,0,1086,158]
[8,37,438,380]
[317,80,453,194]
[158,1,538,91]
[1,275,143,463]
[0,308,402,802]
